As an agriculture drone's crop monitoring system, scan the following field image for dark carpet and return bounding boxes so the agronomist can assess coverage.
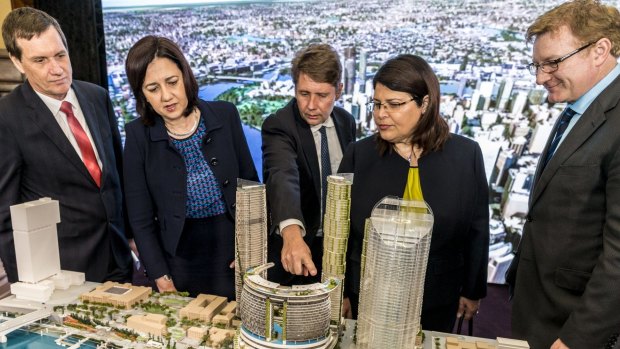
[454,283,512,339]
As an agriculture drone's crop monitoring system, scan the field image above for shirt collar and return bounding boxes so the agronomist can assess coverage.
[310,115,335,133]
[35,88,79,115]
[570,63,620,115]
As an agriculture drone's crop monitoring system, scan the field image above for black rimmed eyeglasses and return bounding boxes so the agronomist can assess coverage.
[527,41,595,76]
[368,97,417,113]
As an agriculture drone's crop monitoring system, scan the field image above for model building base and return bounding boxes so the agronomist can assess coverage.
[10,270,85,303]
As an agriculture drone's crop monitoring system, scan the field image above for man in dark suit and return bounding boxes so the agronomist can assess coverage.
[262,43,356,285]
[0,7,132,283]
[507,1,620,348]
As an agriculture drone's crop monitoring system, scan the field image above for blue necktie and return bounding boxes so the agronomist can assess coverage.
[542,107,576,169]
[319,126,332,213]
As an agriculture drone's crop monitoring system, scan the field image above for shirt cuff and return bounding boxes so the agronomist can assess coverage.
[278,219,306,237]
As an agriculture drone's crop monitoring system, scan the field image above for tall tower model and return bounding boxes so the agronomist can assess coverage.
[321,174,353,328]
[9,197,85,302]
[235,179,268,303]
[356,197,434,349]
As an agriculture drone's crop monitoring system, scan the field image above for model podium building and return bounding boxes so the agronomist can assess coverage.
[237,263,339,349]
[321,174,353,327]
[356,196,434,349]
[9,198,84,302]
[235,179,268,303]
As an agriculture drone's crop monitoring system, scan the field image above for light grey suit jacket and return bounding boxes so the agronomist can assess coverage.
[510,73,620,348]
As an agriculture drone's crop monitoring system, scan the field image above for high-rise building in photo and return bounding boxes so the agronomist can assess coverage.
[356,197,434,349]
[235,179,268,303]
[344,46,356,96]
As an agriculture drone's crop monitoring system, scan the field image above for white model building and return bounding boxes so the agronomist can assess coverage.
[9,198,84,302]
[236,263,339,349]
[235,179,268,303]
[321,174,353,328]
[356,196,434,349]
[10,198,61,283]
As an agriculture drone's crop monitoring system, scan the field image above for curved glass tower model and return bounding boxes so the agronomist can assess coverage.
[356,196,434,349]
[237,263,339,349]
[235,179,268,303]
[321,174,353,328]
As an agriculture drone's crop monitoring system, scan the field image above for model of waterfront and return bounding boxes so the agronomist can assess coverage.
[0,282,242,349]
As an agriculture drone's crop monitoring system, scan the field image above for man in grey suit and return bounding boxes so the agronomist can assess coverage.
[508,1,620,348]
[262,44,356,285]
[0,7,132,283]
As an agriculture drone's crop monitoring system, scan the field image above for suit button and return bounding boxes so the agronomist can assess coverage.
[210,157,218,166]
[223,179,230,187]
[526,214,532,222]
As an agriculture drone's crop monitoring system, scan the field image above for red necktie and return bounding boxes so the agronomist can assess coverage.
[61,101,102,187]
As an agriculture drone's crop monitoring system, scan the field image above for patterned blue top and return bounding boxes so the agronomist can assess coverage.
[171,117,226,218]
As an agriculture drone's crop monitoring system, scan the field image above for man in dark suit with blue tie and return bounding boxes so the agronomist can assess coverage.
[0,7,132,283]
[507,1,620,348]
[262,44,356,285]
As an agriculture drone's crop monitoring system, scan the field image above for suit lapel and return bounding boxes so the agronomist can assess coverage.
[74,85,106,187]
[293,103,321,200]
[21,82,95,184]
[530,102,606,206]
[332,110,351,151]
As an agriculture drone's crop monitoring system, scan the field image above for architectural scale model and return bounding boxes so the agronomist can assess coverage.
[321,174,353,327]
[356,196,434,349]
[235,179,268,303]
[236,263,340,349]
[80,281,151,309]
[9,198,84,302]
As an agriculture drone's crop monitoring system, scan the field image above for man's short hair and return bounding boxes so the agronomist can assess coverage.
[1,7,68,61]
[527,0,620,57]
[291,44,342,89]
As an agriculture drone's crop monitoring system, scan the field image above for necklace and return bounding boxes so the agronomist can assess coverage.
[166,109,199,138]
[395,144,420,163]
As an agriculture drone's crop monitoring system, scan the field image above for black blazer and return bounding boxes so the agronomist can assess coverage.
[262,99,356,281]
[123,100,258,281]
[509,73,620,349]
[338,134,489,310]
[0,80,132,283]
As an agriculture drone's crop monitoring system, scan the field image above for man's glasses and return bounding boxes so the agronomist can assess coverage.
[368,97,416,113]
[527,41,595,76]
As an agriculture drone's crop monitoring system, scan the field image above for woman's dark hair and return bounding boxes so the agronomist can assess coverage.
[125,35,198,126]
[373,54,449,156]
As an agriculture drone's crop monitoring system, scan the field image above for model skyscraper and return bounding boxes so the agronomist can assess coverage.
[356,197,434,349]
[235,179,268,303]
[9,198,84,302]
[321,174,353,327]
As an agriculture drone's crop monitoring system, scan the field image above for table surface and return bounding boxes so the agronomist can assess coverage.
[339,319,499,349]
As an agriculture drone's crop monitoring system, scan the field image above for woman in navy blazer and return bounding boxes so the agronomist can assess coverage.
[123,36,258,298]
[339,55,489,332]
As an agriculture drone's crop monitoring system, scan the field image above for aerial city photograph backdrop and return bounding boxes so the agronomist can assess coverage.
[101,0,620,284]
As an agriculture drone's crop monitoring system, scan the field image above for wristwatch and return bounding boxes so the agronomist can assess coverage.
[161,274,173,282]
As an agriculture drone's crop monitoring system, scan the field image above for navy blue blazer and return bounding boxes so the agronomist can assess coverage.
[338,134,489,310]
[261,98,356,283]
[123,100,258,280]
[0,80,131,282]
